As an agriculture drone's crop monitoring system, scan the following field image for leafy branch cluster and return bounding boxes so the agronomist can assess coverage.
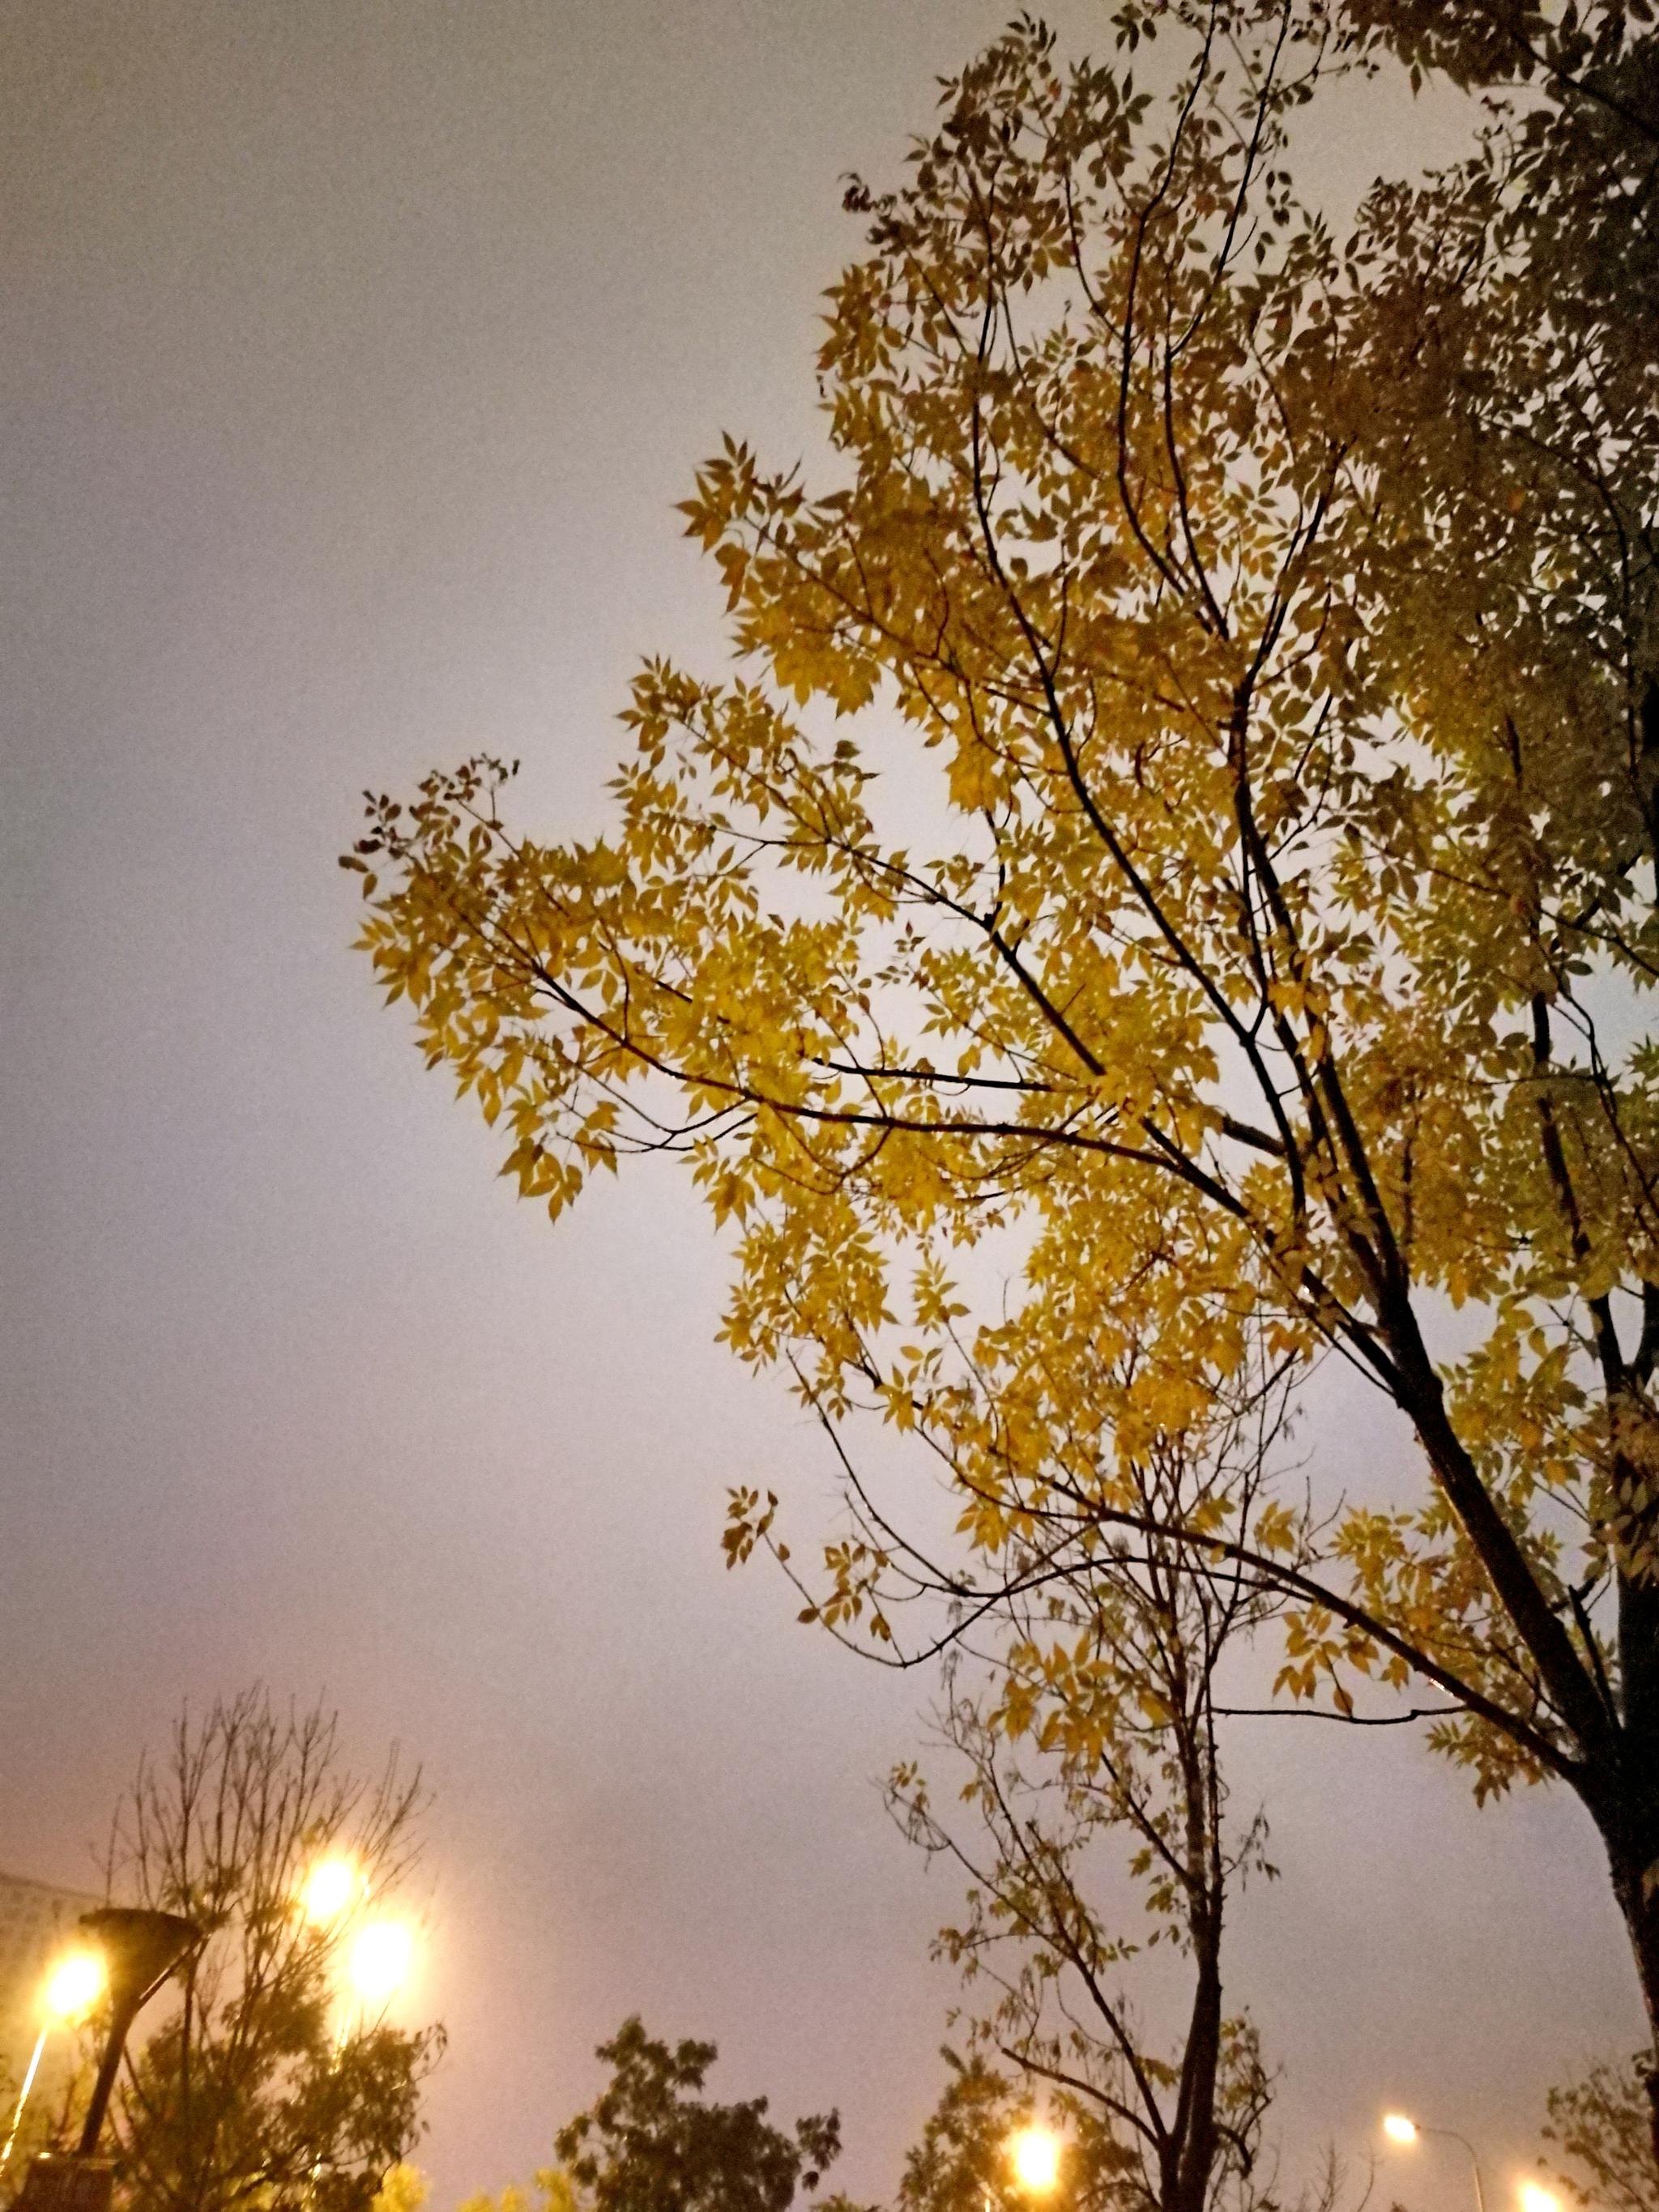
[348,0,1659,2175]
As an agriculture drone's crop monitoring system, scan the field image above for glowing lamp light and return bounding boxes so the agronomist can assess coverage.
[44,1952,105,2022]
[347,1920,412,2005]
[1518,2186,1560,2212]
[1383,2115,1420,2147]
[1009,2124,1064,2195]
[301,1857,360,1926]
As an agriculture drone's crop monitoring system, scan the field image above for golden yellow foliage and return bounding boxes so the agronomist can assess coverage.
[372,2166,430,2212]
[351,0,1659,2150]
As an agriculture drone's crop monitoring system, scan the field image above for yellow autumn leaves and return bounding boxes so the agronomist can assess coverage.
[352,4,1659,1813]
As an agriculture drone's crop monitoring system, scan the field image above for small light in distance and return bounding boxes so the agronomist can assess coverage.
[1009,2125,1064,2194]
[348,1920,412,2005]
[44,1953,104,2022]
[1383,2115,1419,2147]
[301,1857,360,1926]
[1518,2185,1560,2212]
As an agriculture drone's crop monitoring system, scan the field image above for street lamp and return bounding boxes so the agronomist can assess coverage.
[1518,2186,1561,2212]
[0,1954,108,2172]
[1008,2123,1064,2197]
[300,1914,416,2208]
[300,1857,360,1928]
[73,1908,203,2159]
[44,1957,105,2022]
[9,1907,202,2212]
[345,1919,412,2009]
[1381,2111,1486,2212]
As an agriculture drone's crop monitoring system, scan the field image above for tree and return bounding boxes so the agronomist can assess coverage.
[371,2168,430,2212]
[471,2018,842,2212]
[96,1691,443,2212]
[893,2042,1350,2212]
[892,2048,1029,2212]
[457,2173,577,2212]
[457,2172,578,2212]
[349,0,1659,2154]
[888,1375,1285,2212]
[1542,2052,1659,2212]
[894,2047,1297,2212]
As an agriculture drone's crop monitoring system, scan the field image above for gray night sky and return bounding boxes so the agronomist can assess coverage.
[1,6,1644,2209]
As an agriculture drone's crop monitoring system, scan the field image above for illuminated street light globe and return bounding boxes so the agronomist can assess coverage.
[301,1856,360,1926]
[1009,2124,1064,2195]
[43,1952,104,2022]
[347,1920,412,2006]
[1383,2115,1420,2146]
[1518,2185,1560,2212]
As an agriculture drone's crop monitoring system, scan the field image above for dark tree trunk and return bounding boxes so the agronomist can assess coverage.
[1166,1917,1223,2212]
[1585,1567,1659,2180]
[1614,1541,1659,2172]
[1601,1827,1659,2170]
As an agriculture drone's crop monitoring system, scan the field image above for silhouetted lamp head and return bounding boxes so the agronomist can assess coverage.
[76,1908,201,2017]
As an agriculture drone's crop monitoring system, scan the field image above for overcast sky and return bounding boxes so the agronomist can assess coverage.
[1,6,1645,2209]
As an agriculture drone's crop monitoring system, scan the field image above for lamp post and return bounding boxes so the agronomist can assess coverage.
[74,1908,203,2158]
[12,1907,201,2212]
[1383,2112,1487,2212]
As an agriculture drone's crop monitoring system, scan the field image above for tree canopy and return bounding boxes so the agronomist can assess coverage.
[542,2018,840,2212]
[1544,2050,1659,2212]
[889,1378,1285,2212]
[351,0,1659,2157]
[99,1693,441,2212]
